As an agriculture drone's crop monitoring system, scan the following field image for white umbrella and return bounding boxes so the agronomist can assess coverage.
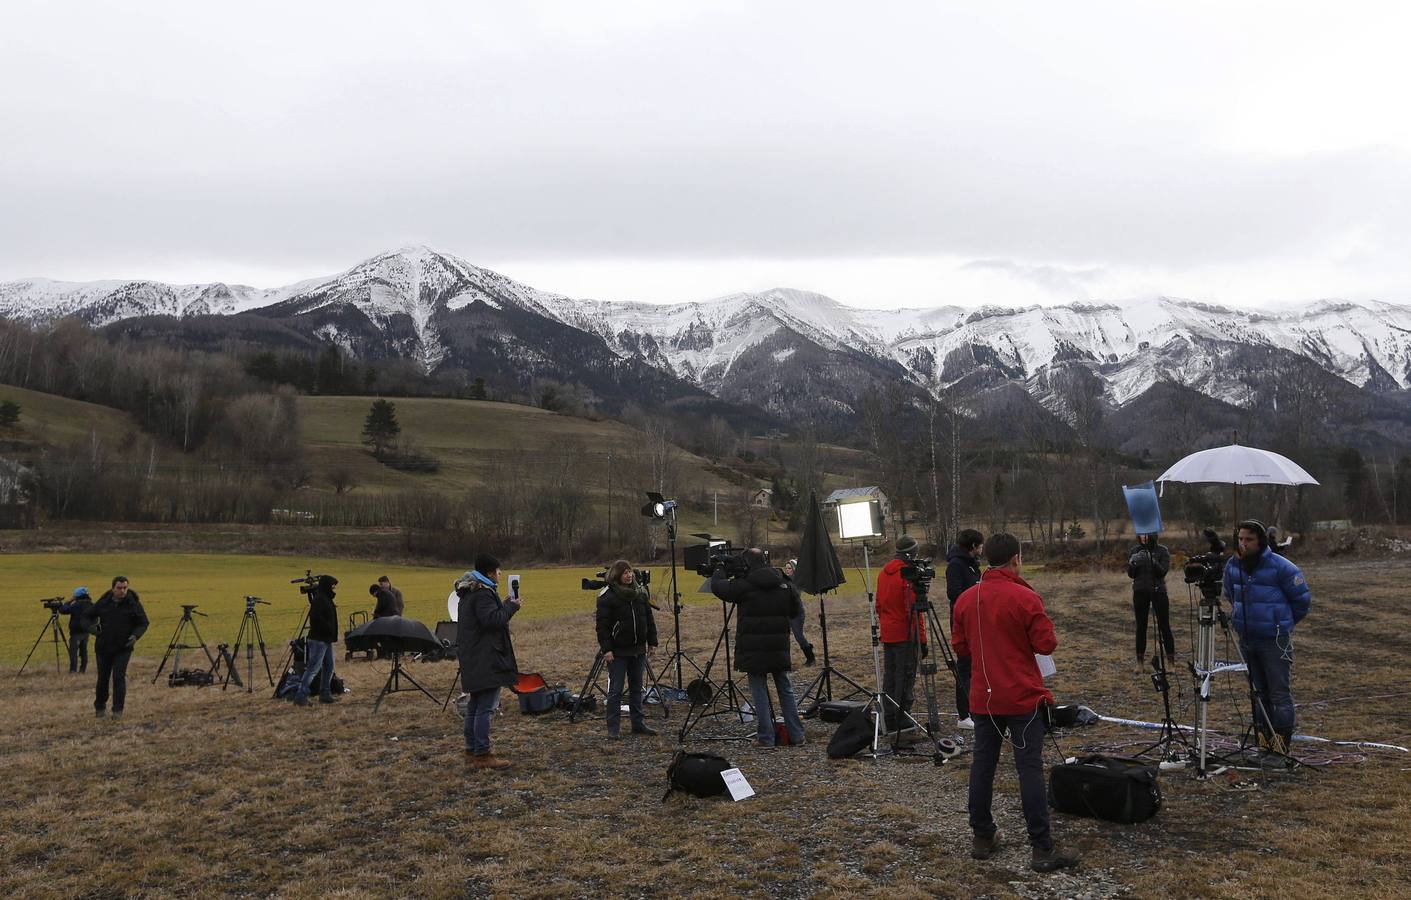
[1157,443,1319,522]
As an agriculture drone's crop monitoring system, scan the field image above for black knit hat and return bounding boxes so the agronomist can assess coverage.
[895,535,919,555]
[474,553,501,576]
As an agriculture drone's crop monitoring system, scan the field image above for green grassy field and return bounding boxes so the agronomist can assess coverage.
[0,382,143,444]
[1,553,691,666]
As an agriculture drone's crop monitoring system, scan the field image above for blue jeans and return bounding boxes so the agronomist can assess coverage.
[605,654,646,734]
[747,671,805,746]
[94,650,132,712]
[968,709,1051,850]
[69,633,89,673]
[1241,633,1295,733]
[297,640,334,700]
[464,688,501,754]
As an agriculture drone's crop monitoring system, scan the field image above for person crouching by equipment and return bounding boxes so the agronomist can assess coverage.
[876,535,924,733]
[457,554,522,770]
[60,586,94,674]
[370,582,400,619]
[1127,533,1175,671]
[82,577,149,719]
[945,530,984,730]
[295,575,340,706]
[710,548,806,749]
[952,533,1079,873]
[595,560,659,738]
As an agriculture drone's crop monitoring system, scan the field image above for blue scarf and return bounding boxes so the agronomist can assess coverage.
[471,570,497,589]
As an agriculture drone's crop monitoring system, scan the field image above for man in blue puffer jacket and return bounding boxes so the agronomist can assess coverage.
[1223,520,1311,755]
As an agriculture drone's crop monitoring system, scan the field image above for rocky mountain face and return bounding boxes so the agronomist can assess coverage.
[5,246,1411,448]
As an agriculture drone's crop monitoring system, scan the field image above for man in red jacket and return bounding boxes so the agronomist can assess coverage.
[952,533,1079,873]
[875,535,926,732]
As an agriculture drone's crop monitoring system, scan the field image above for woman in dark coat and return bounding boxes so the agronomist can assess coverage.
[595,559,659,738]
[456,553,521,770]
[1128,533,1175,670]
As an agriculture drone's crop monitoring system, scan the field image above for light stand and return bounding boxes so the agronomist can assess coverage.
[649,506,704,693]
[676,601,753,742]
[18,598,70,675]
[797,590,869,714]
[372,650,440,712]
[1133,596,1196,765]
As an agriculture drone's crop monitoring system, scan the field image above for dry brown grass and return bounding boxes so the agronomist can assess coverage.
[2,559,1409,898]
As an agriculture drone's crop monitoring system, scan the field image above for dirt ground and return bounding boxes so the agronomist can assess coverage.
[2,560,1409,898]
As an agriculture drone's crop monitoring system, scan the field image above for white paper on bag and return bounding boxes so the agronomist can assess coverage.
[719,768,755,801]
[1035,654,1057,679]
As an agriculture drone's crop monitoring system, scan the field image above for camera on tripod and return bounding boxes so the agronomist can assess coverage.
[290,570,329,595]
[691,542,756,578]
[244,595,270,612]
[900,558,938,601]
[40,596,66,611]
[582,569,651,591]
[1183,528,1227,599]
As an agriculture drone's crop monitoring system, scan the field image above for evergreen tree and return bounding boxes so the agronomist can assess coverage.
[361,399,401,455]
[470,377,488,400]
[0,399,20,428]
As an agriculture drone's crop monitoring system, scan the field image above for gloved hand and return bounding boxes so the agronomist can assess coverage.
[124,637,137,650]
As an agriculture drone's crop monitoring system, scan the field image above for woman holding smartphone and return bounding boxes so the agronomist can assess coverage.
[595,560,658,738]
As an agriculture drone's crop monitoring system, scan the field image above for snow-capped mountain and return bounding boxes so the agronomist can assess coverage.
[4,246,1411,439]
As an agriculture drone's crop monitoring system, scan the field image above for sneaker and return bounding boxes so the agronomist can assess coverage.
[971,830,1002,860]
[752,739,776,750]
[631,724,659,736]
[294,695,310,707]
[111,710,123,720]
[1031,844,1080,873]
[957,717,975,730]
[606,730,621,740]
[803,645,817,666]
[94,709,106,719]
[318,695,338,704]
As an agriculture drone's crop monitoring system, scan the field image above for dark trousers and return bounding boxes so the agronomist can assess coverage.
[789,609,812,653]
[968,709,1051,850]
[1241,634,1295,734]
[882,641,918,729]
[69,633,89,673]
[605,653,646,734]
[954,654,972,719]
[94,650,133,713]
[1133,590,1175,659]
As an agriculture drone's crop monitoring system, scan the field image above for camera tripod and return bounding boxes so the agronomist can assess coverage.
[19,598,70,675]
[153,605,217,683]
[677,600,754,742]
[1189,585,1303,776]
[271,609,310,699]
[888,582,959,762]
[214,596,274,692]
[372,651,440,712]
[1133,599,1196,765]
[569,648,668,723]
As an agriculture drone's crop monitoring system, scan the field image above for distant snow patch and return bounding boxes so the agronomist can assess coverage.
[772,348,796,363]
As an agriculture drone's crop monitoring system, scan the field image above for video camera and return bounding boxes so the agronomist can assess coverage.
[1183,528,1228,600]
[290,570,331,595]
[40,596,66,611]
[581,569,652,591]
[692,542,759,579]
[899,558,938,600]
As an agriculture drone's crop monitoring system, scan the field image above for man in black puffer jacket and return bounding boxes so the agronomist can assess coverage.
[81,576,149,719]
[945,529,984,730]
[711,549,806,749]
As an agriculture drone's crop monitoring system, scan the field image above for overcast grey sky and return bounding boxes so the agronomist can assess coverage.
[2,1,1409,309]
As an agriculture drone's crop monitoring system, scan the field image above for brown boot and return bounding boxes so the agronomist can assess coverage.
[474,753,512,770]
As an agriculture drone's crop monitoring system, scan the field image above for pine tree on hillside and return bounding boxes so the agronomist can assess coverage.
[361,399,401,456]
[0,399,20,428]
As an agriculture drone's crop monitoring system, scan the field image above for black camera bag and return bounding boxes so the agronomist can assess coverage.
[826,705,877,758]
[1048,754,1161,824]
[519,686,568,715]
[662,749,732,801]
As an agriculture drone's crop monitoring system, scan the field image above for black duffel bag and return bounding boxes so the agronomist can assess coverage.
[662,750,732,801]
[1048,753,1162,824]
